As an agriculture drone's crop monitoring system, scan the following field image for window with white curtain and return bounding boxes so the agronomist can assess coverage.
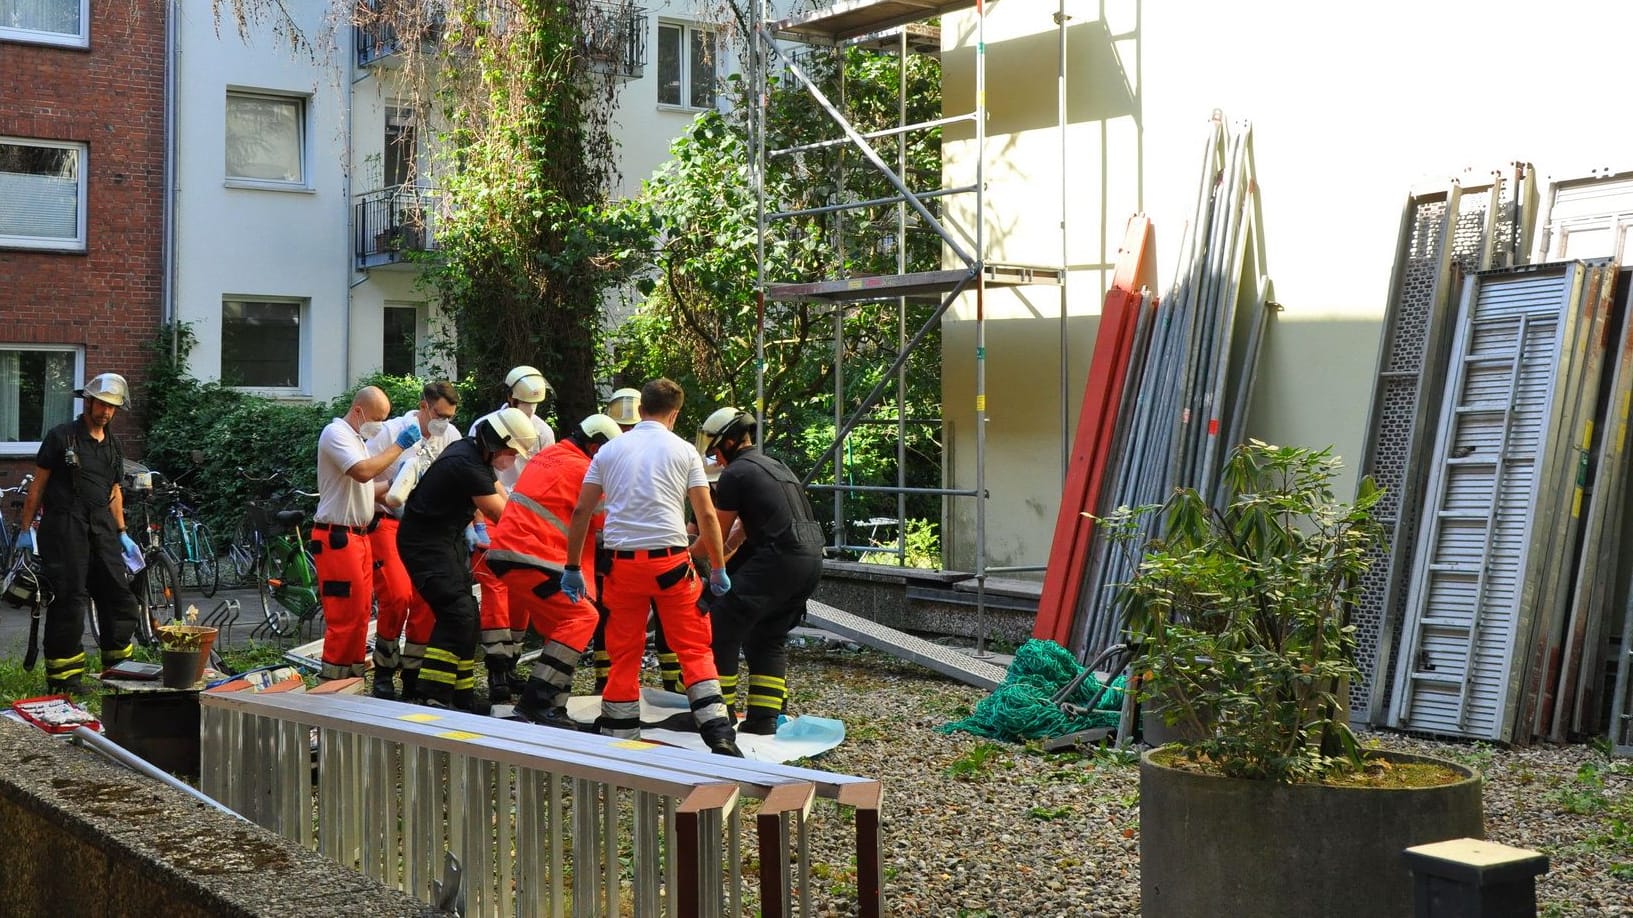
[656,22,716,110]
[222,299,303,390]
[0,138,87,251]
[225,91,307,186]
[0,0,89,47]
[0,346,78,454]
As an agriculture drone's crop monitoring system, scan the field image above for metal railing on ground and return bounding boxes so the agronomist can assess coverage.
[200,690,882,917]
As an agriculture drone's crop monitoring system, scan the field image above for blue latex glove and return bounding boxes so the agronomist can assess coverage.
[15,528,34,553]
[394,422,422,450]
[463,524,480,552]
[708,566,732,596]
[120,532,139,556]
[472,522,490,548]
[561,567,585,603]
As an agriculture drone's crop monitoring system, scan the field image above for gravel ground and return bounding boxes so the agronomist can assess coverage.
[778,640,1633,918]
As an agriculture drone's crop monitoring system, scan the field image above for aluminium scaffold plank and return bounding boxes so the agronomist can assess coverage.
[771,0,976,46]
[766,265,1063,303]
[805,599,1008,690]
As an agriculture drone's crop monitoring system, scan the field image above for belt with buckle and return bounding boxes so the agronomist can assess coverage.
[611,545,687,560]
[312,521,368,535]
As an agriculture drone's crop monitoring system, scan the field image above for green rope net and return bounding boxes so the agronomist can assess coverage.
[940,639,1125,742]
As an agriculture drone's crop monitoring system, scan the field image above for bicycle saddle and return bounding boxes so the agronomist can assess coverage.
[275,510,306,528]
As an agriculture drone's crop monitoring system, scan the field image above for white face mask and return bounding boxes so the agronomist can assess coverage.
[426,417,451,438]
[359,421,384,439]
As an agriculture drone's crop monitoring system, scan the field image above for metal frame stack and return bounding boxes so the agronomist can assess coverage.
[1387,259,1613,742]
[1355,167,1537,724]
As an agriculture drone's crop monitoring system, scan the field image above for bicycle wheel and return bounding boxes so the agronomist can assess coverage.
[160,513,191,587]
[133,555,181,647]
[227,516,260,586]
[193,522,220,598]
[258,539,313,637]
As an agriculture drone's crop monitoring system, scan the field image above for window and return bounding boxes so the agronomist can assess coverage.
[0,0,89,47]
[384,106,417,189]
[222,299,303,390]
[0,346,78,453]
[382,305,419,376]
[225,91,306,186]
[657,22,716,109]
[0,138,87,251]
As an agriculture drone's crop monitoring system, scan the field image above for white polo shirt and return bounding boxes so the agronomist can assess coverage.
[469,406,556,489]
[316,417,374,528]
[584,419,708,550]
[367,408,464,517]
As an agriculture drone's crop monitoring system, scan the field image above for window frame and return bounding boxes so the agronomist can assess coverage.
[656,20,717,111]
[0,0,90,49]
[220,297,308,395]
[0,136,88,252]
[224,89,311,191]
[0,343,82,458]
[381,302,424,376]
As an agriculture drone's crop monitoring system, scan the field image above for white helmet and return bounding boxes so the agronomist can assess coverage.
[696,407,754,458]
[505,366,552,405]
[578,413,622,446]
[475,407,542,458]
[78,372,130,408]
[604,387,641,426]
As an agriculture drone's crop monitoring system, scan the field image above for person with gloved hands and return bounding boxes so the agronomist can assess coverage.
[14,372,144,693]
[562,379,741,756]
[312,386,421,683]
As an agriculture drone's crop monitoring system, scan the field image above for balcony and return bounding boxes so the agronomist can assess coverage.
[581,1,647,79]
[355,186,442,270]
[355,1,445,68]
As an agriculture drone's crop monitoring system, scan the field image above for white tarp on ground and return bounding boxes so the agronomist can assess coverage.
[538,686,845,763]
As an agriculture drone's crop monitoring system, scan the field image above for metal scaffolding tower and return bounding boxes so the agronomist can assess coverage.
[749,0,1085,642]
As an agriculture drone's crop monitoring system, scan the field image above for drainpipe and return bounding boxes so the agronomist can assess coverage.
[163,0,178,362]
[342,22,360,392]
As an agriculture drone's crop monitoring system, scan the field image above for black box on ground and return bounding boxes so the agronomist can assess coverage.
[100,687,200,781]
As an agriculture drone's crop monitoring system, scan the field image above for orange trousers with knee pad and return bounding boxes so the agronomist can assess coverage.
[600,551,715,704]
[499,566,598,654]
[371,517,433,667]
[312,523,373,680]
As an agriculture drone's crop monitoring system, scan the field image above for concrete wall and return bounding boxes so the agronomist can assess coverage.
[0,719,441,917]
[937,0,1633,575]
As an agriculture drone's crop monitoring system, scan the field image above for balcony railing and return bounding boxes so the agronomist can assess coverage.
[355,1,445,68]
[355,185,441,269]
[581,1,647,79]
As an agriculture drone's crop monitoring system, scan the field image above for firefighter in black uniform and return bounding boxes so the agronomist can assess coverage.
[14,373,143,693]
[694,407,826,734]
[397,407,539,712]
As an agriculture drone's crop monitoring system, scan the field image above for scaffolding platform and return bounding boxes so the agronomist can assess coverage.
[806,599,1008,691]
[768,265,1062,303]
[771,0,975,46]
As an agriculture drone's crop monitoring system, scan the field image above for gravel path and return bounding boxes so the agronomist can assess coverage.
[780,641,1633,917]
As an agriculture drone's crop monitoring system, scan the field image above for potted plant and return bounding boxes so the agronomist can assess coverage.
[1103,441,1483,918]
[156,619,218,689]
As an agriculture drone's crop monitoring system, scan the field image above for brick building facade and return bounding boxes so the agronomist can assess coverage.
[0,0,166,485]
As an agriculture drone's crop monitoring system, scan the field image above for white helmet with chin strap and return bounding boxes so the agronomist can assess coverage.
[696,407,754,459]
[78,372,130,408]
[475,407,542,458]
[505,366,552,405]
[577,414,622,446]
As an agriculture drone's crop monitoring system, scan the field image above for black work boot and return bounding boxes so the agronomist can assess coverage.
[486,667,512,705]
[699,719,744,757]
[371,667,397,700]
[738,716,779,736]
[399,668,421,703]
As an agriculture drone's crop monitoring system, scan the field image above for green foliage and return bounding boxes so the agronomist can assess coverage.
[613,46,945,531]
[857,517,941,567]
[1109,441,1385,783]
[944,741,1008,780]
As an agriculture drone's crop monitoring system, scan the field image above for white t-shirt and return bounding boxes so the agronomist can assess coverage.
[584,419,707,550]
[469,405,556,489]
[316,417,375,528]
[367,408,464,517]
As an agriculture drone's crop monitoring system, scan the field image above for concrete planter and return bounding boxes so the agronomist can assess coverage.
[1140,748,1483,918]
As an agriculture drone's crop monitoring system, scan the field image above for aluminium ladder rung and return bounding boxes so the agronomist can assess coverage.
[1425,564,1481,575]
[1417,617,1475,631]
[1464,352,1520,365]
[1412,673,1465,686]
[1454,403,1512,415]
[1436,510,1494,521]
[1446,457,1498,467]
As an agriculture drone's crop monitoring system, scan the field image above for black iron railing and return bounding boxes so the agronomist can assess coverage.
[355,186,441,267]
[355,1,445,68]
[582,1,646,79]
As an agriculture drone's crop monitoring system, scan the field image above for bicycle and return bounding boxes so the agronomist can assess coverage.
[229,470,320,637]
[0,471,34,558]
[123,472,182,647]
[158,476,220,598]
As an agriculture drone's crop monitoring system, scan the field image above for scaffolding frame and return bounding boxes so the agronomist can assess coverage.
[749,0,1127,641]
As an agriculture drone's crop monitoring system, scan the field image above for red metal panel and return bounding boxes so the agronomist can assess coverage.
[1033,215,1155,645]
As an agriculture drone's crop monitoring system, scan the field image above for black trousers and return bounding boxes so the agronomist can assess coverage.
[399,531,479,705]
[37,511,139,682]
[709,546,822,711]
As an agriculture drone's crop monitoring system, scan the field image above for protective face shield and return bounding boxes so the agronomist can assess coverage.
[505,366,553,406]
[695,407,753,459]
[578,413,622,446]
[476,407,542,460]
[604,387,641,427]
[77,372,130,409]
